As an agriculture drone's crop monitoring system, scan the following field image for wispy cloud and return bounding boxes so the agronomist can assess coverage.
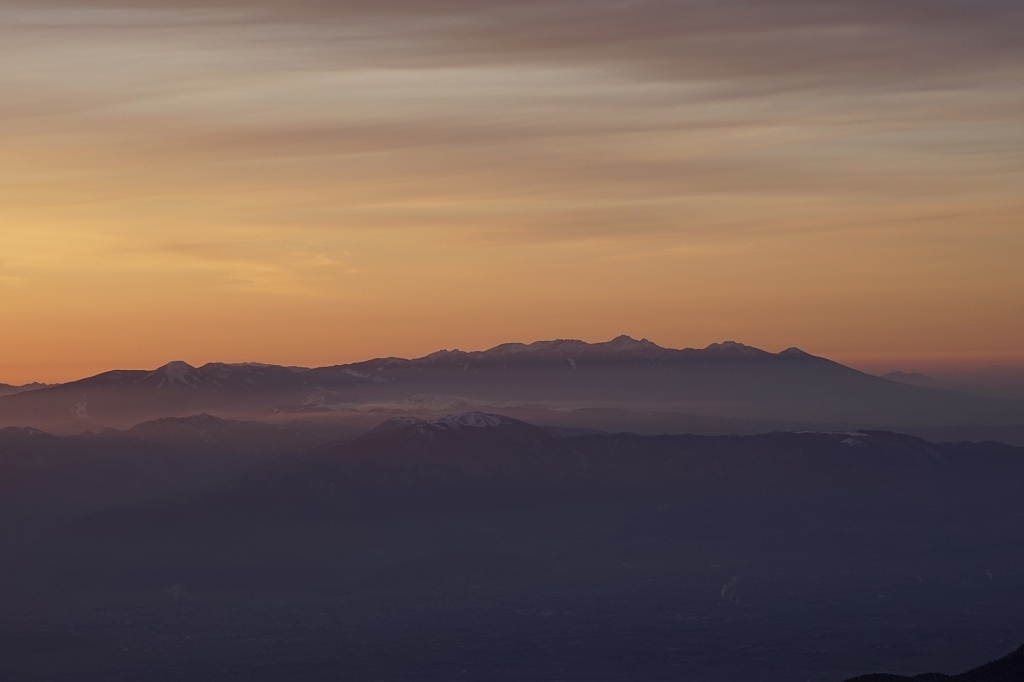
[14,1,1022,81]
[0,0,1021,372]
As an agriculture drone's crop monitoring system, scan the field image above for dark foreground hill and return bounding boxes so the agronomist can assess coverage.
[2,337,1022,436]
[846,643,1024,681]
[2,414,1022,681]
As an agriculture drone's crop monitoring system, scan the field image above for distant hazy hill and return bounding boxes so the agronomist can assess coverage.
[0,415,354,517]
[0,382,50,398]
[46,412,1024,612]
[1,337,1021,435]
[7,412,1024,681]
[78,413,1024,535]
[885,368,1024,402]
[882,371,945,390]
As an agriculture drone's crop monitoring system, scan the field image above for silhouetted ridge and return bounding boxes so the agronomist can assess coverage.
[702,340,770,358]
[0,426,50,437]
[0,382,50,397]
[127,413,226,432]
[417,336,786,366]
[844,642,1024,681]
[3,336,1023,434]
[117,414,301,443]
[76,424,1024,534]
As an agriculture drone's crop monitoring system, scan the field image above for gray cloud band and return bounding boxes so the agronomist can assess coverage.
[1,0,1020,244]
[9,0,1023,90]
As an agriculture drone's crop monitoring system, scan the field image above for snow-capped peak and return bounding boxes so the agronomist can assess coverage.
[148,361,201,388]
[368,412,515,437]
[432,413,509,428]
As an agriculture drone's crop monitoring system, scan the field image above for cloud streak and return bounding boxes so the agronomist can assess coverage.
[15,0,1023,81]
[0,0,1021,379]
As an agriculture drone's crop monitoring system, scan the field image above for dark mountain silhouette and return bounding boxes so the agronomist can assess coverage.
[1,337,1021,435]
[845,643,1024,681]
[0,415,352,518]
[110,412,356,447]
[75,414,1024,540]
[4,412,1024,681]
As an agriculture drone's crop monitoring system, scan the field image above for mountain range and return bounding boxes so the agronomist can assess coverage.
[3,338,1022,678]
[1,337,1022,441]
[72,412,1024,537]
[4,411,1021,681]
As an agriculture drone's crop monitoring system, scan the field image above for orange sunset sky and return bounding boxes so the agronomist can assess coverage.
[1,1,1022,385]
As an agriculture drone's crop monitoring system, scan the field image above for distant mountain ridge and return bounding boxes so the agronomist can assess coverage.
[13,409,1017,526]
[56,337,804,390]
[417,336,781,365]
[0,382,50,398]
[76,413,1024,536]
[883,368,1024,402]
[0,414,354,517]
[1,337,1022,435]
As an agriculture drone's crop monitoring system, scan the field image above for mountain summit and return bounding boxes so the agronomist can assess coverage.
[420,336,779,366]
[144,361,204,389]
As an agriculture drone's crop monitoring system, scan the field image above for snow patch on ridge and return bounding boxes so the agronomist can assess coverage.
[433,413,508,428]
[369,412,515,437]
[149,361,201,388]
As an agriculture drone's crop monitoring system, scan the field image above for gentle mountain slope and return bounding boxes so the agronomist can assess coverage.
[0,382,49,398]
[845,643,1024,681]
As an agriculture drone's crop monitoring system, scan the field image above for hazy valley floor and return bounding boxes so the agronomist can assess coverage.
[2,416,1023,680]
[1,504,1023,681]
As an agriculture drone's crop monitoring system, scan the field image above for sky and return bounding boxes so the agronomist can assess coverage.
[1,0,1022,384]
